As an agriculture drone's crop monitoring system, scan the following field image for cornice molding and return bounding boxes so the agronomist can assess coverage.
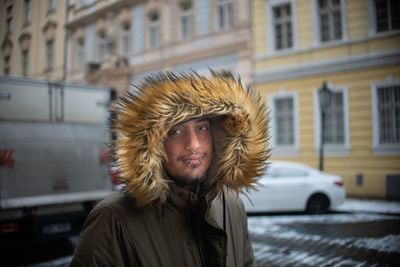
[253,51,400,84]
[42,20,58,33]
[18,32,32,43]
[18,32,32,51]
[65,0,130,30]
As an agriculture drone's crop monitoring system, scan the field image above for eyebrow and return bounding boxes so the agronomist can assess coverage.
[174,117,210,127]
[196,118,210,123]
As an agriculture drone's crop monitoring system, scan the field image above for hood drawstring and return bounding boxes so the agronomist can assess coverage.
[222,192,226,232]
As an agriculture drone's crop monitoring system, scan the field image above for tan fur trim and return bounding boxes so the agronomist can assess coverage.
[113,71,270,207]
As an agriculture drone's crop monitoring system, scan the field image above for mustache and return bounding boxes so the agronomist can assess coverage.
[179,151,208,160]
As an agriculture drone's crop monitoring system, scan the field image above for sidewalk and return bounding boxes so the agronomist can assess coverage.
[334,198,400,214]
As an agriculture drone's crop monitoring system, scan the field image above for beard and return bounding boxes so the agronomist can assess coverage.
[166,168,208,190]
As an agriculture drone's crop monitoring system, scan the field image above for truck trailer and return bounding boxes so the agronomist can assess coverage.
[0,76,114,249]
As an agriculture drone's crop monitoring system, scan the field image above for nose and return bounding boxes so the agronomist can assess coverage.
[185,128,200,152]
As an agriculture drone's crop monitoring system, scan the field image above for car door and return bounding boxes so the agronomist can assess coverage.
[273,165,310,210]
[245,164,307,212]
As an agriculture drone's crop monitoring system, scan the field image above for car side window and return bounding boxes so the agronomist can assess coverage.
[274,166,308,178]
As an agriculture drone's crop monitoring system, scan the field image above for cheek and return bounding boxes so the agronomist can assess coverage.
[163,141,181,162]
[201,136,213,154]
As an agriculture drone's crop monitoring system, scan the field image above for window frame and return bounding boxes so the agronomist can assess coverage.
[48,0,57,12]
[97,31,110,61]
[179,0,194,40]
[368,0,400,36]
[76,38,85,71]
[4,55,11,75]
[24,0,32,24]
[371,78,400,155]
[148,11,160,49]
[46,39,54,70]
[311,0,348,46]
[22,49,29,77]
[269,90,300,156]
[216,0,233,31]
[120,22,132,56]
[6,17,13,33]
[313,83,350,156]
[266,0,297,54]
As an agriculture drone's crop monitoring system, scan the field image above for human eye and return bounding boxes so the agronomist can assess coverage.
[167,126,184,137]
[195,123,210,133]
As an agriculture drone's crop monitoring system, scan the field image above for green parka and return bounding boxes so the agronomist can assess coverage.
[69,71,269,267]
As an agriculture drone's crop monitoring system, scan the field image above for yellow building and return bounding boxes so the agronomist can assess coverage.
[0,0,67,80]
[252,0,400,198]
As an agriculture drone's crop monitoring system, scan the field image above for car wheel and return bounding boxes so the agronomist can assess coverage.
[306,194,329,214]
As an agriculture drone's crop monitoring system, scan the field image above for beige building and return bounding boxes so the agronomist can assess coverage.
[0,0,67,80]
[65,0,252,95]
[252,0,400,198]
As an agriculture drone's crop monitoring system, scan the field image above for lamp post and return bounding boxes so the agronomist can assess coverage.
[318,81,332,171]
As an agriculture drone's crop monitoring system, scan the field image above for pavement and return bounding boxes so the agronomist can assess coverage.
[333,197,400,215]
[249,198,400,267]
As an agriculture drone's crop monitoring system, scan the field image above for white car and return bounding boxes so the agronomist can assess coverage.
[241,161,346,214]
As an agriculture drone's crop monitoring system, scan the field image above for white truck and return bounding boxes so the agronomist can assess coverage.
[0,76,113,248]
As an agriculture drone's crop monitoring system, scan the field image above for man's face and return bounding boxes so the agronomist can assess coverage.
[163,118,213,188]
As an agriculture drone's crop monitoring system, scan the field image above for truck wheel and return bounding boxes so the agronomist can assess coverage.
[306,194,329,214]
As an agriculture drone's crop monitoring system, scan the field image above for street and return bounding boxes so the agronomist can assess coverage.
[2,200,400,267]
[249,212,400,266]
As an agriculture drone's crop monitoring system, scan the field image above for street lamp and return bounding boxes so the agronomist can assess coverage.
[318,81,332,171]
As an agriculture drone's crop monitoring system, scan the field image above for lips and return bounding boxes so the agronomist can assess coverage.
[182,156,203,166]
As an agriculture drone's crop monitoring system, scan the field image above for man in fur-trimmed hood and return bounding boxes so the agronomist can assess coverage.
[70,70,270,267]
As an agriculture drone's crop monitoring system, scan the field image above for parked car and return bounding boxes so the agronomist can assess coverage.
[241,161,346,214]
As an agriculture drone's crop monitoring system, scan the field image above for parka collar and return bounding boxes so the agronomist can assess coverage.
[168,183,199,213]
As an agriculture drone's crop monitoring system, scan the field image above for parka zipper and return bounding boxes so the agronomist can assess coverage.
[192,200,207,267]
[195,236,206,267]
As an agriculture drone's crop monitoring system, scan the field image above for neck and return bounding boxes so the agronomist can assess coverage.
[173,179,198,192]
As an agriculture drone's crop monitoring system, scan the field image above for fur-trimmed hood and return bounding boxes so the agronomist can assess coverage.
[113,70,270,207]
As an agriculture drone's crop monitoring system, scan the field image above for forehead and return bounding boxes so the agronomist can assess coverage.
[172,117,210,128]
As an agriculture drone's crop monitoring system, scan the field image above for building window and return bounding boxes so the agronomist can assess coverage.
[79,0,86,8]
[46,39,54,69]
[315,85,349,155]
[148,12,160,49]
[273,3,293,50]
[4,56,10,75]
[275,97,295,145]
[324,91,345,145]
[6,18,12,33]
[372,82,400,153]
[216,0,233,31]
[374,0,400,32]
[24,0,32,24]
[76,38,85,71]
[6,5,13,33]
[317,0,343,42]
[98,31,110,61]
[121,23,131,56]
[179,0,193,40]
[6,5,13,15]
[270,92,299,156]
[22,50,29,77]
[48,0,57,12]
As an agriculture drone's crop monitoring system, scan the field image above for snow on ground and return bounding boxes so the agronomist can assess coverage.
[248,198,400,261]
[248,214,400,254]
[249,212,399,229]
[334,198,400,214]
[248,197,400,257]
